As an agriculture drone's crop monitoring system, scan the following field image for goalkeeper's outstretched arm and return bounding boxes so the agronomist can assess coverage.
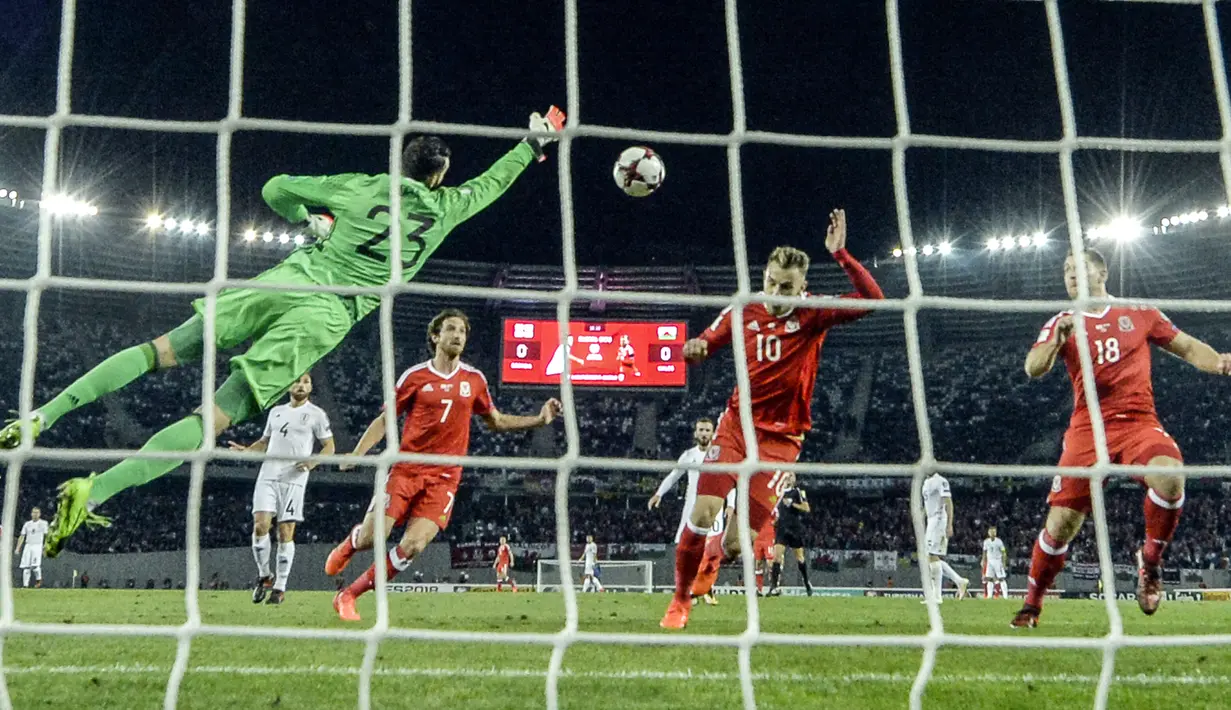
[436,108,566,230]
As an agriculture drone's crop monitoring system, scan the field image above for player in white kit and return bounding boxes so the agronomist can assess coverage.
[981,526,1009,599]
[228,373,335,604]
[921,473,969,603]
[580,535,604,592]
[648,418,716,543]
[15,508,48,588]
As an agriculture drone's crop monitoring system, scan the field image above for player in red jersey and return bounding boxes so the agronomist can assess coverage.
[494,535,517,592]
[1011,249,1231,628]
[752,513,776,594]
[325,309,561,621]
[617,334,641,379]
[661,209,884,629]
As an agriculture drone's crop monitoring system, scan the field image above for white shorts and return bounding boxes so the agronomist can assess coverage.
[925,519,948,557]
[583,563,596,577]
[252,478,306,523]
[19,546,42,569]
[984,561,1007,580]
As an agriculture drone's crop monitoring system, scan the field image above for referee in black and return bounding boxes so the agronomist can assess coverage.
[768,471,813,597]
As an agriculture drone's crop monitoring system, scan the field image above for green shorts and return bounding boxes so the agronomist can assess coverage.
[179,263,357,415]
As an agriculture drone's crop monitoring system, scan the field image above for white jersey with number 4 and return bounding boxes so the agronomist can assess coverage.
[583,542,598,575]
[654,445,709,543]
[922,473,951,524]
[258,402,332,486]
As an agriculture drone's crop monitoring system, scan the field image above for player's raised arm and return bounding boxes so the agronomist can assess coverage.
[823,209,885,326]
[436,108,566,231]
[1024,313,1074,378]
[482,398,563,433]
[1159,330,1231,376]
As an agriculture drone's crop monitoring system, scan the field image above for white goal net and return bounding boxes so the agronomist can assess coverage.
[2,1,1231,709]
[534,560,653,594]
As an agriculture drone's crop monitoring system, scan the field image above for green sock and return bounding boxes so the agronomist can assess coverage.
[39,344,156,428]
[88,415,204,507]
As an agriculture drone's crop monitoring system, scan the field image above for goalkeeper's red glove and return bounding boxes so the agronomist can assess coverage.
[525,106,567,163]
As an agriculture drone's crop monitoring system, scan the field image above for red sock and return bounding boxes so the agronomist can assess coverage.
[1143,489,1184,567]
[511,580,518,592]
[346,548,410,599]
[1024,530,1069,610]
[497,581,503,591]
[673,525,708,604]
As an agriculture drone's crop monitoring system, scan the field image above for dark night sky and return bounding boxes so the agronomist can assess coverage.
[0,1,1227,267]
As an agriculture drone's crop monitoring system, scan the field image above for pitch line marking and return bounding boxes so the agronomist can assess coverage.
[3,664,1230,686]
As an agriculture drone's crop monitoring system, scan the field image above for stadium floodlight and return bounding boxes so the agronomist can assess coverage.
[0,189,7,199]
[1106,216,1142,242]
[985,237,1000,251]
[278,233,290,244]
[145,213,163,229]
[1199,210,1209,221]
[1000,236,1017,250]
[1017,235,1031,248]
[294,234,305,246]
[921,244,934,256]
[180,220,197,234]
[1032,232,1047,247]
[195,222,211,236]
[262,231,274,242]
[891,247,903,258]
[1219,206,1230,219]
[164,217,178,231]
[243,229,257,242]
[937,241,952,255]
[1160,218,1171,228]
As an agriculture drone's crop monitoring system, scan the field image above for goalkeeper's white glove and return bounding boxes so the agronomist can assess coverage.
[304,213,335,239]
[524,106,567,162]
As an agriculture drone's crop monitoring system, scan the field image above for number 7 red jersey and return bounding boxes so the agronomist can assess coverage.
[391,360,494,479]
[699,249,883,436]
[1033,305,1179,429]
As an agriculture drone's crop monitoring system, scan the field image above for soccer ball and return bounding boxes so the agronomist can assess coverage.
[612,147,665,197]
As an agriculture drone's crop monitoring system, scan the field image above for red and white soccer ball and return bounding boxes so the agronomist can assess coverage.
[612,146,665,197]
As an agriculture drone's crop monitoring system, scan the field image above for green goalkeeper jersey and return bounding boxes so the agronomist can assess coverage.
[260,142,536,320]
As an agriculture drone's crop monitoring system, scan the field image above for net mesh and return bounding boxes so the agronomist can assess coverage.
[0,0,1230,709]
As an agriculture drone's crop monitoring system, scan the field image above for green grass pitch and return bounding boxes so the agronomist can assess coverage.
[4,590,1231,709]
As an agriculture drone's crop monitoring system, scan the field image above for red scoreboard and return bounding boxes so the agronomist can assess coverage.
[501,319,688,388]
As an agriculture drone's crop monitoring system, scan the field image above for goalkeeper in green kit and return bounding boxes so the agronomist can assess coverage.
[1,107,567,557]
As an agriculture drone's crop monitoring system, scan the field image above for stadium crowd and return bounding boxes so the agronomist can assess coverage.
[4,314,1231,571]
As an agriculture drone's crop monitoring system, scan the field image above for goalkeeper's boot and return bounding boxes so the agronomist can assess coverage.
[333,590,361,622]
[0,413,42,450]
[659,599,690,630]
[1010,605,1041,629]
[252,575,273,604]
[44,474,111,558]
[703,593,718,606]
[265,589,285,606]
[1136,549,1163,616]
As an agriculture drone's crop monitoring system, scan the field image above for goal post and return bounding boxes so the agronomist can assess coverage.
[534,559,654,593]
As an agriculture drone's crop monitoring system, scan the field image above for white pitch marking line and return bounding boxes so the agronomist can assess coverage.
[3,664,1231,686]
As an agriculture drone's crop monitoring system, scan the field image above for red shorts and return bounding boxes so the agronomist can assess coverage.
[696,413,803,533]
[373,466,461,529]
[753,532,775,562]
[1049,419,1182,514]
[495,563,510,578]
